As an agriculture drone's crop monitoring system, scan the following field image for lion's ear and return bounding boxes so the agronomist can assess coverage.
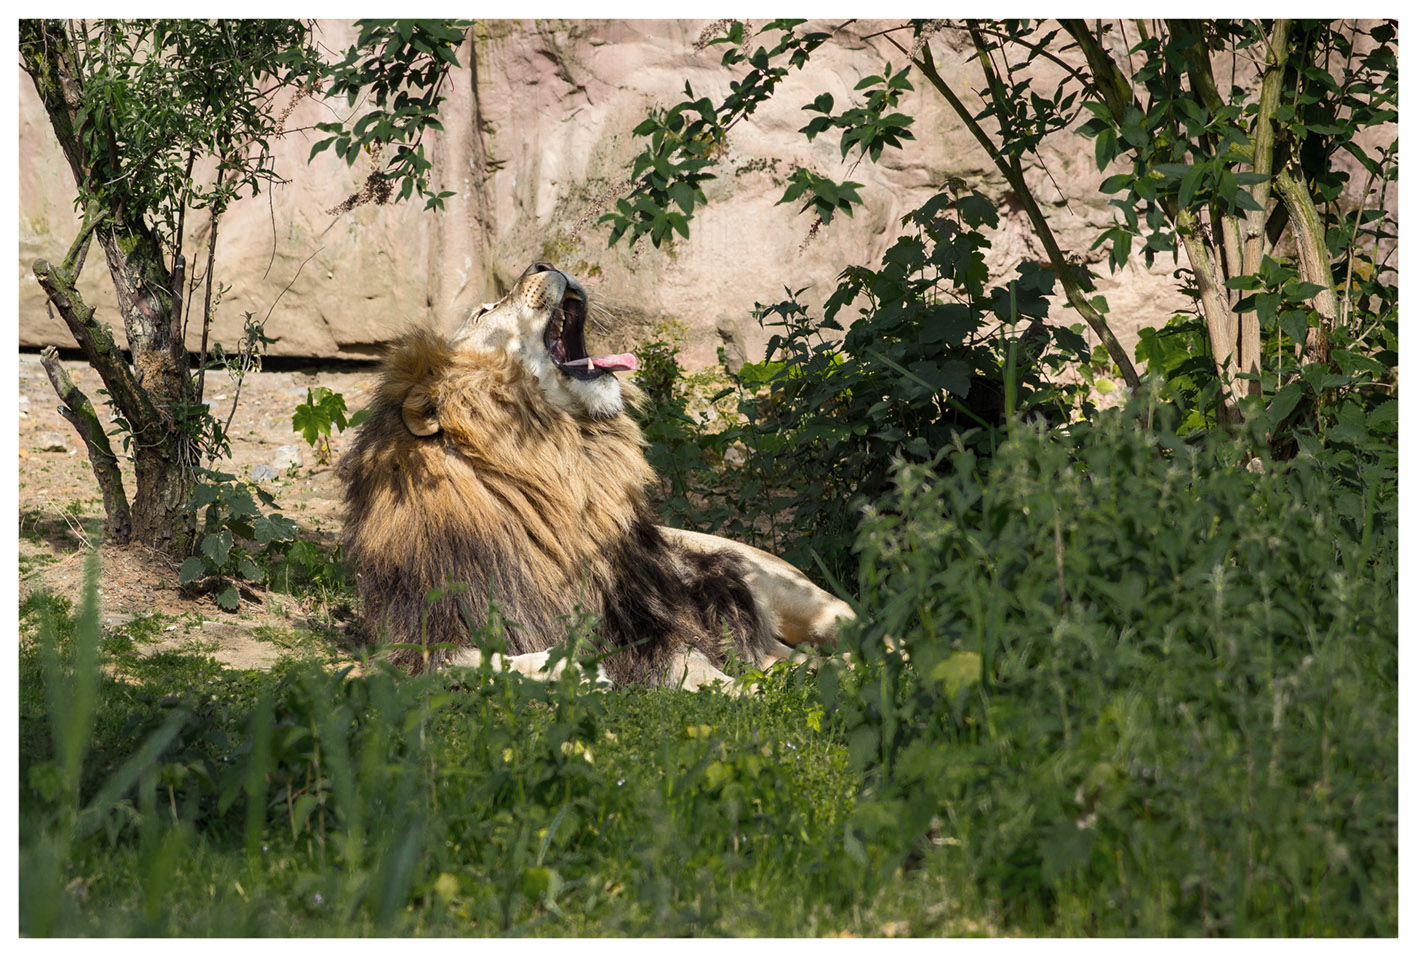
[401,387,441,437]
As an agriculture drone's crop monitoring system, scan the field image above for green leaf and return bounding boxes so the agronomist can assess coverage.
[291,404,326,446]
[1266,382,1304,425]
[1094,126,1119,170]
[189,483,221,511]
[929,651,982,698]
[669,180,695,214]
[216,585,240,611]
[956,192,998,229]
[1279,310,1310,343]
[202,530,233,567]
[1367,398,1398,429]
[179,556,206,585]
[1079,100,1114,122]
[1178,163,1205,209]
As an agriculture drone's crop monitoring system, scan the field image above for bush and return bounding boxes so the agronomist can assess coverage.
[631,188,1098,583]
[822,388,1397,934]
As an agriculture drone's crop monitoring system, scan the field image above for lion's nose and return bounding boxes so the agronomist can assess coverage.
[526,262,557,276]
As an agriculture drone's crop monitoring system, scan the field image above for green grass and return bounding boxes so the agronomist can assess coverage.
[17,393,1397,936]
[18,573,871,935]
[18,551,58,577]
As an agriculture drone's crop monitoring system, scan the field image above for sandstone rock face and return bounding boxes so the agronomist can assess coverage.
[21,19,1355,372]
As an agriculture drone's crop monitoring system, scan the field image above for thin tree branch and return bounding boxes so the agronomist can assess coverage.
[1244,19,1290,275]
[1177,208,1242,423]
[1058,19,1137,119]
[32,256,157,431]
[1339,146,1390,330]
[40,346,133,544]
[905,37,1142,391]
[968,22,1099,96]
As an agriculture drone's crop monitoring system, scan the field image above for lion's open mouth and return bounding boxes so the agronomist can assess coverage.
[544,288,638,380]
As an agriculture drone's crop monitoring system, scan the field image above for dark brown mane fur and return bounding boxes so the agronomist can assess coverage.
[338,328,769,683]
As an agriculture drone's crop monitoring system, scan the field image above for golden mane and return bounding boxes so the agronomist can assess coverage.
[339,328,765,680]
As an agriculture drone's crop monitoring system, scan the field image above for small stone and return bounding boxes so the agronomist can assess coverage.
[249,464,281,482]
[715,316,749,376]
[271,444,303,471]
[35,431,72,453]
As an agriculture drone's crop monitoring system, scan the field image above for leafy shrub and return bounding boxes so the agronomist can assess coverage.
[178,470,300,609]
[629,327,715,529]
[821,388,1397,934]
[634,187,1097,582]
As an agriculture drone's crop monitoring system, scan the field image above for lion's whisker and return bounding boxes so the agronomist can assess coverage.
[586,299,622,334]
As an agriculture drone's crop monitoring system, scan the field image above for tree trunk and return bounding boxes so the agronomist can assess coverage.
[21,19,196,556]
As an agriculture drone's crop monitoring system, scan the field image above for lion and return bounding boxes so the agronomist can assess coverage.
[338,262,853,690]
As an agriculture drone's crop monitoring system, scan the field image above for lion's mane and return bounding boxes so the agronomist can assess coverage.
[338,329,767,682]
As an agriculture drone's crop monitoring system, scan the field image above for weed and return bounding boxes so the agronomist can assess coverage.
[291,386,368,466]
[820,387,1397,934]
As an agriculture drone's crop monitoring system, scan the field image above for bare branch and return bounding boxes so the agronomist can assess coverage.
[40,346,132,544]
[62,210,104,278]
[32,256,156,431]
[196,160,228,404]
[1244,19,1290,275]
[1058,20,1137,119]
[169,253,187,373]
[1274,169,1338,364]
[1164,20,1226,114]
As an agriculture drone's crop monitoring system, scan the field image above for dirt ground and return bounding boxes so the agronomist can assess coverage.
[17,351,378,669]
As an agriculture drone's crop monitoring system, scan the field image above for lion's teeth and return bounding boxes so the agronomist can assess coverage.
[585,356,596,370]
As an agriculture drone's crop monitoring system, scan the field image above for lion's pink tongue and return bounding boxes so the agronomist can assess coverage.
[585,352,639,373]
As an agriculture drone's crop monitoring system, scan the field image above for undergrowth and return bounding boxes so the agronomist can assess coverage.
[821,386,1397,934]
[18,382,1396,936]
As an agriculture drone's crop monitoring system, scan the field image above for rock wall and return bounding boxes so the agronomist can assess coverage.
[15,19,1239,368]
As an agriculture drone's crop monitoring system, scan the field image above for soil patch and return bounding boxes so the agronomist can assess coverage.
[18,352,374,668]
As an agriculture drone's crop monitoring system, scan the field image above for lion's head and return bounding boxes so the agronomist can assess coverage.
[446,262,639,422]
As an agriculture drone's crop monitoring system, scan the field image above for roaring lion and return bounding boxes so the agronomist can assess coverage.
[338,262,852,689]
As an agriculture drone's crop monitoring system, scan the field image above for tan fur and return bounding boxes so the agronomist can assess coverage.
[339,263,852,688]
